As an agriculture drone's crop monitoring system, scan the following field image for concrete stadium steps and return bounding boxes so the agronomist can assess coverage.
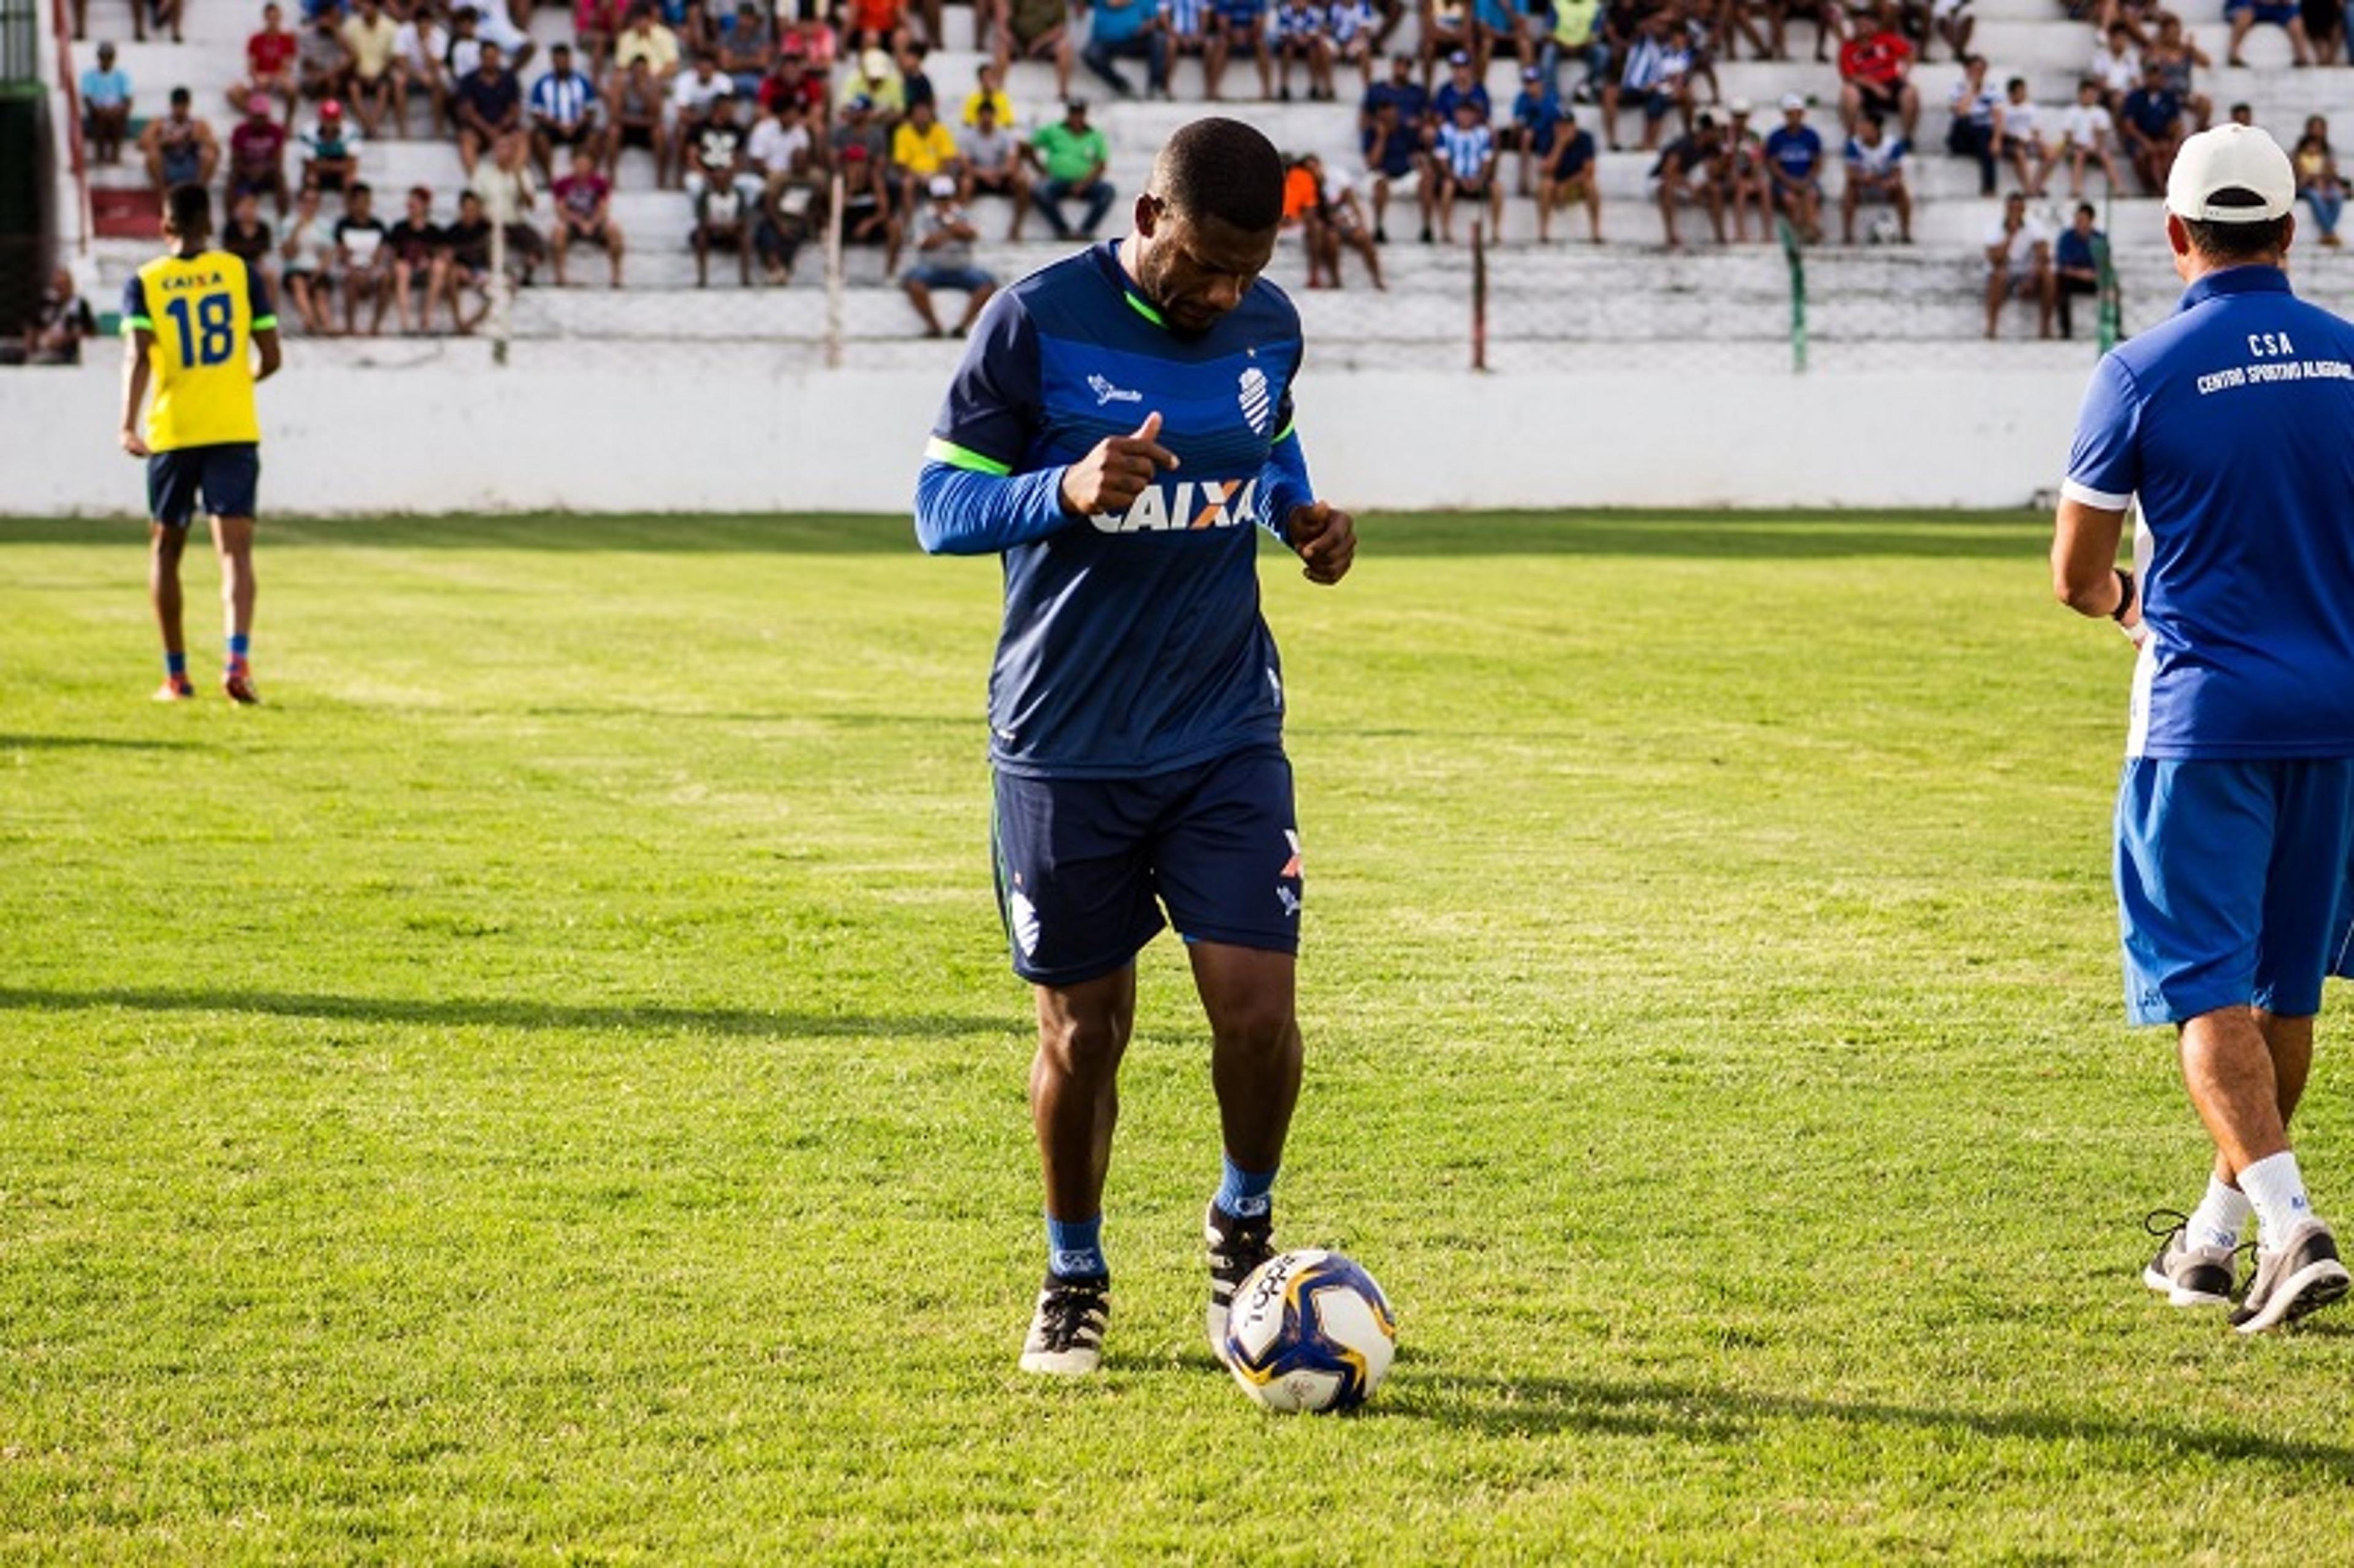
[58,0,2354,359]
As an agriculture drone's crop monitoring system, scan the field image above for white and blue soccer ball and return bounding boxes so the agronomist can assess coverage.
[1221,1248,1396,1413]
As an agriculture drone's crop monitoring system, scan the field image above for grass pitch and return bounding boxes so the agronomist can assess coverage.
[2,511,2350,1564]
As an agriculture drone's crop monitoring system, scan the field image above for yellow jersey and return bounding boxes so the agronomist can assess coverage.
[892,120,959,175]
[962,88,1014,128]
[123,249,275,451]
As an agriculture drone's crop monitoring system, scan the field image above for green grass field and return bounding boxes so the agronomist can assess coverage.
[2,511,2350,1564]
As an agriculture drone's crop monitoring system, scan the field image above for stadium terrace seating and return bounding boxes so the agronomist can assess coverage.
[49,0,2354,367]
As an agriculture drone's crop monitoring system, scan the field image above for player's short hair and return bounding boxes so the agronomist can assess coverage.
[2185,198,2290,262]
[1153,118,1285,234]
[165,183,211,235]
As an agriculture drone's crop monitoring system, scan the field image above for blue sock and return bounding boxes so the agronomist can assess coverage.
[227,634,249,664]
[1215,1155,1277,1220]
[165,652,188,679]
[1045,1214,1107,1281]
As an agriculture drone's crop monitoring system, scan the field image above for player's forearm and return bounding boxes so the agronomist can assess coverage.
[119,340,149,434]
[1260,428,1313,542]
[913,460,1075,555]
[2051,498,2130,617]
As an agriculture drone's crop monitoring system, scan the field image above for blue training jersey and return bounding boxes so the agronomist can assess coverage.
[2065,265,2354,759]
[916,242,1313,780]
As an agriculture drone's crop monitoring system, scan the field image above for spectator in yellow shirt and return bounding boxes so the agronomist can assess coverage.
[340,0,402,136]
[891,97,961,214]
[613,3,682,83]
[962,60,1015,127]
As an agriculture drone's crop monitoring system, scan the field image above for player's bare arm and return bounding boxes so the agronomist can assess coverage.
[119,327,154,457]
[2051,495,2136,628]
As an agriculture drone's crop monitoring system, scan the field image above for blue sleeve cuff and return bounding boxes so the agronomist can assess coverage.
[1259,428,1314,546]
[913,460,1075,555]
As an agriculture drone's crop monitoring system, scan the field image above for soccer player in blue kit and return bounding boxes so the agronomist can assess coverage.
[912,117,1357,1376]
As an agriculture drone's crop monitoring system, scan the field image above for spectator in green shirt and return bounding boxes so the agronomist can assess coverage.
[1025,98,1116,238]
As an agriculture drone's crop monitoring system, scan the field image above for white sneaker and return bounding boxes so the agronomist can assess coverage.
[2139,1211,2236,1308]
[1018,1275,1109,1375]
[2230,1218,2351,1334]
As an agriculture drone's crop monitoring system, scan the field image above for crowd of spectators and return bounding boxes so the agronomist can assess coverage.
[51,0,2354,344]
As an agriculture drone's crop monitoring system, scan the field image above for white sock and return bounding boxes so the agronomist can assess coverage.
[2238,1151,2317,1248]
[2185,1173,2254,1252]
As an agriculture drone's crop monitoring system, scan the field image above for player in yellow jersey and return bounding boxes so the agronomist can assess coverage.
[119,183,283,704]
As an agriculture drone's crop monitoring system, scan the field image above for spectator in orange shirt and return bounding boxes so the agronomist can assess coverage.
[848,0,920,54]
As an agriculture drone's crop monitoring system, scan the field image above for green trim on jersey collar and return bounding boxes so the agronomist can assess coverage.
[1122,290,1167,329]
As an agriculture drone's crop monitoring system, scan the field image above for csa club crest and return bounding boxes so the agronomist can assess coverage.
[1238,367,1272,435]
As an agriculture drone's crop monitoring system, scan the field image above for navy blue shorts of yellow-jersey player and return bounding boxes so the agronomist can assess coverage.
[914,240,1317,984]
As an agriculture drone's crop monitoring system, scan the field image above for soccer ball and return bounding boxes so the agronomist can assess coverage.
[1221,1249,1396,1413]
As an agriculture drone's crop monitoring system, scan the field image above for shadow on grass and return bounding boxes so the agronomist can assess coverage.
[1,513,2044,562]
[0,986,1008,1040]
[1385,1371,2354,1474]
[0,734,208,752]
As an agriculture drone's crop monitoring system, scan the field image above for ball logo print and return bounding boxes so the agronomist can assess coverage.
[1221,1249,1395,1412]
[1237,367,1273,436]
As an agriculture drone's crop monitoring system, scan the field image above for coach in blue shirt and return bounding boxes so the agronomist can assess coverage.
[2054,123,2354,1334]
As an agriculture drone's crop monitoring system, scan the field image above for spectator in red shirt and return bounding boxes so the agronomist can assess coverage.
[758,51,828,121]
[236,2,302,121]
[779,16,838,70]
[228,93,292,216]
[1837,1,1919,142]
[552,148,628,286]
[576,0,627,77]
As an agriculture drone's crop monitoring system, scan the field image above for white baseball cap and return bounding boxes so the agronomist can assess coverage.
[1779,92,1806,112]
[2166,123,2295,222]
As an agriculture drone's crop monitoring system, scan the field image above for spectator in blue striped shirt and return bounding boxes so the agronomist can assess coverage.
[1327,0,1379,92]
[1162,0,1214,70]
[1601,10,1693,152]
[1274,0,1333,99]
[530,43,605,179]
[1434,96,1503,240]
[1206,0,1274,99]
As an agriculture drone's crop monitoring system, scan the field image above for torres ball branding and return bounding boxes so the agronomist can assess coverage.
[1091,477,1264,533]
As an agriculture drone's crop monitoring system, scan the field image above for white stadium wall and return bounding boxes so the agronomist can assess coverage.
[2,347,2090,516]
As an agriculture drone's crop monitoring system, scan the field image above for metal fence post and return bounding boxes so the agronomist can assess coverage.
[823,172,845,370]
[1778,216,1807,375]
[1469,219,1487,373]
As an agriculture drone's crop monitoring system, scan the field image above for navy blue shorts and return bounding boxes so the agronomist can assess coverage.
[991,745,1302,987]
[147,443,260,528]
[2116,757,2354,1026]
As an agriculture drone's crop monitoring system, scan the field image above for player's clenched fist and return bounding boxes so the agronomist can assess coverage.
[1286,501,1356,585]
[1059,411,1180,518]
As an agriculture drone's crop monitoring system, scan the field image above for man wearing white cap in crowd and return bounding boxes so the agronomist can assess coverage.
[2052,123,2354,1334]
[1764,92,1825,243]
[902,173,997,336]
